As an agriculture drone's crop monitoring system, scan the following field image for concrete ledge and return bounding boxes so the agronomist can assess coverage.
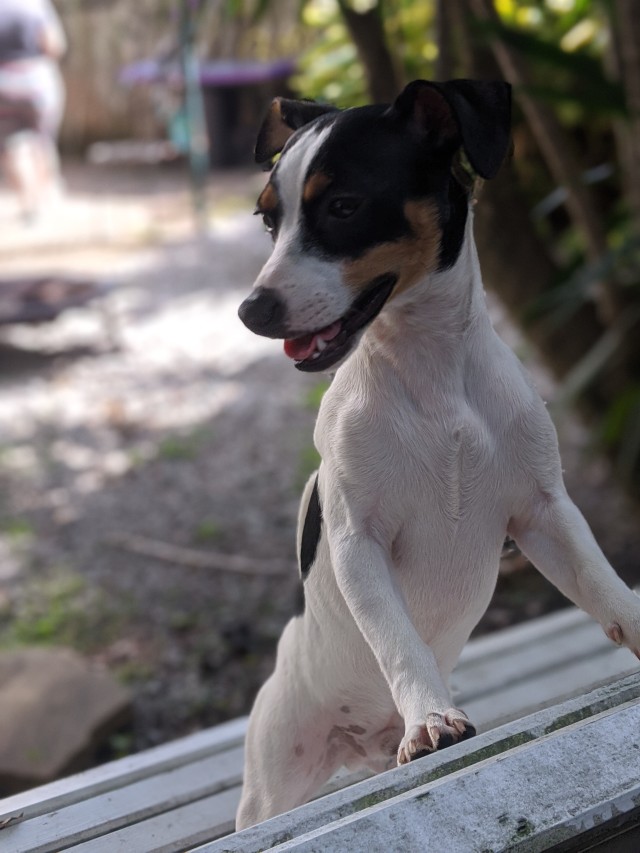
[200,672,640,853]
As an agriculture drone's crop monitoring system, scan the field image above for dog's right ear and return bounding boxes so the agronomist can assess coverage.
[388,79,512,179]
[255,98,339,165]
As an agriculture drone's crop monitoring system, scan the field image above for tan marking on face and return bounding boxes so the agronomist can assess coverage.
[303,171,332,203]
[342,200,442,299]
[257,181,279,213]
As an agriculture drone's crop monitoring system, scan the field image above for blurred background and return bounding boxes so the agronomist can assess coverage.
[0,0,638,795]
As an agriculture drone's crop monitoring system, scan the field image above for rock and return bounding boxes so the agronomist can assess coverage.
[0,647,132,795]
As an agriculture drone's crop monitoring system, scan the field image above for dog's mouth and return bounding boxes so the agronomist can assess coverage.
[283,274,397,372]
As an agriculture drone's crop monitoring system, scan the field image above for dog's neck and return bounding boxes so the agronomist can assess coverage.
[360,210,489,381]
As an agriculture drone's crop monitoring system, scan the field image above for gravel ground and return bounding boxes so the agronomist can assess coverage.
[0,162,638,757]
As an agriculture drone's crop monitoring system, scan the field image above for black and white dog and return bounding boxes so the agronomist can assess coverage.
[236,79,640,828]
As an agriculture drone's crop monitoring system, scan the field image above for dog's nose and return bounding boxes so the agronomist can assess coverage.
[238,287,287,337]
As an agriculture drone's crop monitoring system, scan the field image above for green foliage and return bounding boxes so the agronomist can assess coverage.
[474,18,626,118]
[495,0,604,42]
[157,437,198,461]
[293,379,328,488]
[304,379,330,410]
[0,518,35,542]
[602,384,640,447]
[156,428,211,462]
[108,732,136,759]
[0,570,121,652]
[488,1,640,488]
[601,386,640,481]
[293,0,437,106]
[524,235,640,331]
[297,444,321,490]
[194,519,221,543]
[293,3,367,106]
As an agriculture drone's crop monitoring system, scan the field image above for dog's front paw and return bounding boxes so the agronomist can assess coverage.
[605,619,640,660]
[397,709,476,765]
[602,592,640,660]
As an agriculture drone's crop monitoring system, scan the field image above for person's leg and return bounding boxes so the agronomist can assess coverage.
[1,132,43,220]
[34,62,66,204]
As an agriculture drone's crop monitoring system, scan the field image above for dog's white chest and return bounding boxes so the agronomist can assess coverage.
[317,370,504,524]
[313,341,518,650]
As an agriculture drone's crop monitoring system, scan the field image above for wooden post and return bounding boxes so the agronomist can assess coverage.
[179,0,209,230]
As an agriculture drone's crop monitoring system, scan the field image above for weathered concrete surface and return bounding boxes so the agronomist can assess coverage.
[203,672,640,853]
[0,647,131,795]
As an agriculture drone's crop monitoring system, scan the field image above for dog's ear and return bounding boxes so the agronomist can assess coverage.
[388,79,512,179]
[255,98,339,164]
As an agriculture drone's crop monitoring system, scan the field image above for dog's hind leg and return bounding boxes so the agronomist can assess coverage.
[235,619,341,829]
[510,488,640,659]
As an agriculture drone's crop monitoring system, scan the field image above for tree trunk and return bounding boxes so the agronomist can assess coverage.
[336,0,401,103]
[435,0,454,80]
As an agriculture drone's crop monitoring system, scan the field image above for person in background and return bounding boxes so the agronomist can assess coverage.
[0,0,67,222]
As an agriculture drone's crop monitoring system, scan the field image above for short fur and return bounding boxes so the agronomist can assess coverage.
[236,79,640,829]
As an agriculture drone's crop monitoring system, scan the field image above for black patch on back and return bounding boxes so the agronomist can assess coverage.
[300,472,322,580]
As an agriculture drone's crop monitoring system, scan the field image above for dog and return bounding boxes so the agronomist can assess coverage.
[235,78,640,829]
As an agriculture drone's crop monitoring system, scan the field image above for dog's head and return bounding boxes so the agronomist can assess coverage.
[238,79,511,372]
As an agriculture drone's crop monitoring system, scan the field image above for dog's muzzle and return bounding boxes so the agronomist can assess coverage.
[238,274,397,372]
[284,273,398,373]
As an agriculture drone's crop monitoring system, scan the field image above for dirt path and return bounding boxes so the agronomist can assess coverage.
[0,162,638,755]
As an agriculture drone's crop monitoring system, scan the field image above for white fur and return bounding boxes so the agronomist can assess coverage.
[236,202,640,830]
[253,126,352,332]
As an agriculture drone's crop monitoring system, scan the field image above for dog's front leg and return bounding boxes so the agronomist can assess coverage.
[329,529,476,764]
[510,488,640,658]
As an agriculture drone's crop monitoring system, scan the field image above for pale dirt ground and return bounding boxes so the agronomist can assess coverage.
[0,161,638,757]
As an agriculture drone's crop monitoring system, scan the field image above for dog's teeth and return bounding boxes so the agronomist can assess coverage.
[311,352,321,359]
[316,338,327,352]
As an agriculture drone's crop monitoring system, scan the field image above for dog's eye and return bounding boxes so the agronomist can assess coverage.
[328,198,360,219]
[262,212,276,234]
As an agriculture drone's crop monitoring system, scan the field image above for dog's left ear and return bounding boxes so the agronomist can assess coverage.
[255,98,340,165]
[388,79,512,179]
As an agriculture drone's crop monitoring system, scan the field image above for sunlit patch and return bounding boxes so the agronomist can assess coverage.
[342,201,442,299]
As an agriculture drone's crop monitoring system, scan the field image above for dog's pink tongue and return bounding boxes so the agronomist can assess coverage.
[284,333,316,361]
[284,322,341,361]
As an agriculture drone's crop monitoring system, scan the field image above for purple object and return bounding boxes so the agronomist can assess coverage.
[120,58,295,88]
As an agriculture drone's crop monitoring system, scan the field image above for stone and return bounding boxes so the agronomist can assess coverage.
[0,646,132,795]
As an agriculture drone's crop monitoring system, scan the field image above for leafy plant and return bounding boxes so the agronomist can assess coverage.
[0,569,121,652]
